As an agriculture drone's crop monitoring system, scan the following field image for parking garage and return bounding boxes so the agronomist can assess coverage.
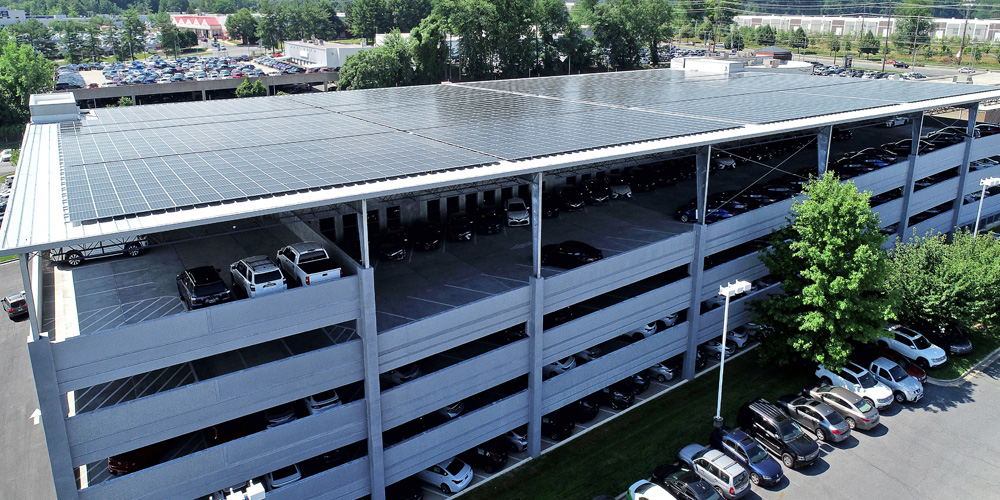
[6,69,1000,500]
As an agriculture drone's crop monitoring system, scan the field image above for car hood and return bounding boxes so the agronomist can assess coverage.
[750,454,783,478]
[610,184,631,194]
[788,435,819,457]
[900,377,923,393]
[508,209,529,219]
[677,444,706,466]
[864,382,893,400]
[921,345,947,360]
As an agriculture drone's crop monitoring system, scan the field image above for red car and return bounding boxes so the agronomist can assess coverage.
[871,346,928,384]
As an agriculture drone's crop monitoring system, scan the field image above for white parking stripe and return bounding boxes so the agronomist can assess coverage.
[445,284,493,294]
[407,296,456,307]
[541,437,556,446]
[600,408,617,416]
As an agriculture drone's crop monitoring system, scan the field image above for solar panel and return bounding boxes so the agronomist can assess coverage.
[59,69,998,222]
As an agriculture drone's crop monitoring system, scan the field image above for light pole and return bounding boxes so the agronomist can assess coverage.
[714,279,752,428]
[973,177,1000,237]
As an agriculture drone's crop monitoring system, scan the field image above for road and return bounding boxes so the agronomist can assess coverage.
[752,356,1000,500]
[793,53,962,78]
[0,260,57,500]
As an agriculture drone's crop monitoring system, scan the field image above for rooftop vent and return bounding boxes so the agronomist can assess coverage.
[29,93,81,124]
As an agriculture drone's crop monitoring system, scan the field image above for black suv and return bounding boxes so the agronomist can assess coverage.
[176,266,232,309]
[541,412,575,440]
[736,397,819,469]
[458,440,509,473]
[592,384,634,410]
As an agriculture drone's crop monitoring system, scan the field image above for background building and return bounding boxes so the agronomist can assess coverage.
[735,14,1000,42]
[0,6,26,26]
[283,39,370,68]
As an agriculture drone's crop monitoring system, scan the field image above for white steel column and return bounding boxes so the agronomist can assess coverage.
[897,112,924,241]
[816,125,833,176]
[526,172,545,457]
[683,145,711,381]
[950,103,979,234]
[355,199,384,499]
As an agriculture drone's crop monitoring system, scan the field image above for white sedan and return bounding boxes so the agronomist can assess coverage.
[627,479,678,500]
[878,325,948,368]
[416,457,473,494]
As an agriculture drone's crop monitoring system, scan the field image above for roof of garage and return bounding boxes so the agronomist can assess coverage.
[3,68,1000,252]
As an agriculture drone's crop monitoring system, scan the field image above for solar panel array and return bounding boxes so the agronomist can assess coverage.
[59,70,997,222]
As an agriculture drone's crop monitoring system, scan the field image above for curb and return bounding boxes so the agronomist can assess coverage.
[924,344,1000,387]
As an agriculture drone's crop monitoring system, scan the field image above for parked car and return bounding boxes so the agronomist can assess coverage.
[878,324,948,368]
[558,396,600,423]
[573,347,601,364]
[804,384,880,430]
[699,339,736,360]
[2,291,28,319]
[458,440,509,473]
[677,445,750,499]
[581,178,611,204]
[608,175,633,199]
[416,457,473,494]
[265,464,301,489]
[540,241,603,269]
[304,388,342,415]
[709,427,783,486]
[541,412,575,440]
[646,362,676,383]
[176,266,232,309]
[556,185,586,211]
[386,477,424,500]
[51,235,148,267]
[865,357,923,403]
[860,346,928,384]
[775,395,851,442]
[263,403,297,428]
[475,207,505,234]
[437,400,466,419]
[815,361,894,409]
[501,426,528,452]
[623,373,651,395]
[377,228,409,260]
[592,384,634,410]
[504,197,530,226]
[381,363,423,387]
[736,398,819,469]
[446,213,475,241]
[276,241,341,287]
[541,193,561,218]
[905,318,973,356]
[627,479,679,500]
[230,255,286,298]
[410,221,444,251]
[623,167,657,192]
[650,462,722,499]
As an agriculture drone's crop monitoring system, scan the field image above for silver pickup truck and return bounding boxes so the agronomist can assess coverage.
[275,242,342,287]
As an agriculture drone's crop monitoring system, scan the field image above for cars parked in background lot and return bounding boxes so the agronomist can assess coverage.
[581,178,611,204]
[377,229,409,260]
[627,479,677,500]
[541,412,575,440]
[501,426,528,452]
[541,240,603,269]
[608,175,633,199]
[230,256,286,298]
[677,445,750,499]
[446,213,475,241]
[646,362,676,383]
[176,266,232,309]
[816,361,894,409]
[905,319,973,356]
[865,357,923,403]
[416,457,473,493]
[775,395,851,442]
[737,398,819,469]
[593,383,634,410]
[3,291,27,319]
[878,324,948,368]
[556,185,586,210]
[709,427,783,486]
[804,384,880,431]
[700,339,736,360]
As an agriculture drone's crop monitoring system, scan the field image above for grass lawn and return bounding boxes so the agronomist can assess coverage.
[462,351,814,500]
[0,255,17,264]
[924,325,1000,380]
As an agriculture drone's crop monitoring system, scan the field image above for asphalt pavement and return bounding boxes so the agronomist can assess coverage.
[0,260,57,500]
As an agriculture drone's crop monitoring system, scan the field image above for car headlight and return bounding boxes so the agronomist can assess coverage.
[796,455,806,460]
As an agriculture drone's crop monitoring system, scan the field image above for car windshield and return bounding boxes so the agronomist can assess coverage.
[508,202,526,211]
[781,422,805,441]
[857,371,877,388]
[912,334,932,349]
[888,365,908,381]
[856,398,873,412]
[747,444,769,463]
[257,270,282,283]
[445,459,466,476]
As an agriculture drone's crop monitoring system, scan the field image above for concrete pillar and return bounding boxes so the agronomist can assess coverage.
[27,339,80,500]
[357,267,386,500]
[683,145,711,381]
[131,95,137,106]
[950,103,980,234]
[816,125,833,176]
[357,200,371,269]
[896,112,924,241]
[201,90,207,101]
[526,172,545,457]
[531,173,543,279]
[19,253,40,341]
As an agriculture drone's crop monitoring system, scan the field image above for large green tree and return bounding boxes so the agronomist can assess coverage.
[347,0,389,44]
[858,30,880,56]
[0,37,55,126]
[256,0,286,51]
[226,7,257,44]
[755,25,775,46]
[386,0,432,33]
[790,26,808,51]
[410,13,449,83]
[622,0,672,66]
[752,172,896,370]
[590,0,641,70]
[892,0,933,54]
[338,29,415,90]
[6,19,58,59]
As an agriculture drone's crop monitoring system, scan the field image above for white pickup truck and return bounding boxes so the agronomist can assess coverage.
[276,242,341,287]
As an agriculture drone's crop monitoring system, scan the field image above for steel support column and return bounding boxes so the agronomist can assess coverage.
[816,125,833,176]
[897,112,924,241]
[357,200,371,269]
[683,145,711,381]
[357,267,385,500]
[526,173,545,457]
[950,103,980,235]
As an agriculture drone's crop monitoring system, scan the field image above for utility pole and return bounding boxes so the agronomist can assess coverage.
[881,2,894,72]
[958,2,976,64]
[911,13,921,68]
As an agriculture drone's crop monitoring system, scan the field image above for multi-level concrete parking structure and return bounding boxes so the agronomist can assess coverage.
[5,67,1000,500]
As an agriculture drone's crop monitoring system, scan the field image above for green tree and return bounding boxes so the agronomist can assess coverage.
[213,0,235,14]
[116,96,134,106]
[226,7,257,44]
[0,37,55,126]
[790,26,808,51]
[568,0,598,25]
[921,44,934,60]
[386,0,432,32]
[591,0,641,70]
[858,30,879,56]
[410,14,449,83]
[121,9,147,61]
[348,0,389,44]
[437,0,497,79]
[623,0,672,66]
[843,38,851,52]
[338,29,415,89]
[235,78,267,97]
[751,172,896,370]
[52,20,86,63]
[257,0,286,51]
[827,34,840,56]
[725,28,745,51]
[7,19,58,59]
[160,0,191,12]
[892,0,932,54]
[85,17,105,62]
[887,230,1000,327]
[755,25,776,46]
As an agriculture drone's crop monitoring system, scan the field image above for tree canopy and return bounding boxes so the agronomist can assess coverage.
[752,172,896,371]
[226,7,257,44]
[235,78,267,97]
[338,29,415,90]
[0,36,55,127]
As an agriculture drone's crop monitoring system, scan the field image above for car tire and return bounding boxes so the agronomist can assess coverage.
[550,432,561,440]
[124,242,141,257]
[484,463,495,473]
[714,486,726,497]
[894,391,906,403]
[66,250,84,266]
[846,417,856,430]
[680,214,690,223]
[782,453,795,468]
[440,484,451,494]
[917,358,930,369]
[863,397,875,409]
[657,374,667,383]
[815,428,826,442]
[749,472,761,486]
[715,352,722,360]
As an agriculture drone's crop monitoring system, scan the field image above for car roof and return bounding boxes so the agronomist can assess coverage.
[186,266,222,283]
[287,241,324,253]
[703,448,740,470]
[870,357,898,370]
[241,255,279,272]
[4,291,24,301]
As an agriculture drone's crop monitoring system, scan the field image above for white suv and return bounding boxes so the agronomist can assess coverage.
[230,255,287,298]
[878,325,948,368]
[816,361,894,409]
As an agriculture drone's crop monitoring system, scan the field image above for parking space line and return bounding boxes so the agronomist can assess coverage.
[650,381,670,390]
[599,408,616,416]
[377,311,415,321]
[444,284,493,295]
[541,437,556,446]
[481,273,528,284]
[607,236,656,244]
[407,296,456,307]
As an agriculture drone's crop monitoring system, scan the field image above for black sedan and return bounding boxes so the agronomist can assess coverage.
[623,167,657,192]
[475,208,505,235]
[377,228,408,261]
[581,178,611,204]
[542,193,561,218]
[907,318,973,355]
[556,186,586,211]
[446,213,474,241]
[540,241,603,269]
[409,220,443,251]
[176,266,232,309]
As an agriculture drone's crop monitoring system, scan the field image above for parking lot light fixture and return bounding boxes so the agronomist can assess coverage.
[715,279,751,427]
[974,177,1000,237]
